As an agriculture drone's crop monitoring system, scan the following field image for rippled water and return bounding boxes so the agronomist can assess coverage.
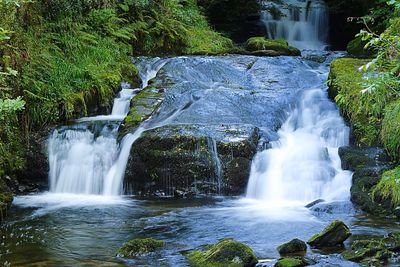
[1,195,399,266]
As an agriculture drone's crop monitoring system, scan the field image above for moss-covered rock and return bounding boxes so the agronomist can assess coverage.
[125,124,259,196]
[188,238,258,267]
[342,239,392,264]
[245,37,301,57]
[277,239,307,256]
[274,257,308,267]
[307,220,351,248]
[117,238,165,258]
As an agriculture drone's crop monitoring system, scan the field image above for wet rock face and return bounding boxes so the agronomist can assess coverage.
[338,146,394,215]
[16,128,50,193]
[125,124,259,196]
[122,55,331,196]
[307,220,351,248]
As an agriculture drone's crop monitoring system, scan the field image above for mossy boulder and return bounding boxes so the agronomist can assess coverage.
[274,257,309,267]
[277,239,307,256]
[246,37,301,57]
[342,239,392,264]
[117,238,165,258]
[188,238,258,267]
[307,220,351,248]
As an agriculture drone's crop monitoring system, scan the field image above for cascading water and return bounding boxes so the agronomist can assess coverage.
[48,58,169,196]
[246,78,352,203]
[260,0,329,50]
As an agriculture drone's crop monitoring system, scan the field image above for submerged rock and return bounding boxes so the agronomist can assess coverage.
[117,238,165,258]
[307,220,351,248]
[277,239,307,256]
[188,238,258,267]
[125,124,259,196]
[305,199,325,209]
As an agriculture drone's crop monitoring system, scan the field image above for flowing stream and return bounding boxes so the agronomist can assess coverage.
[260,0,328,50]
[48,58,169,196]
[1,13,398,264]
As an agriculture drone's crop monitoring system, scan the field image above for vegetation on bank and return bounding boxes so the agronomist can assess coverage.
[0,0,236,185]
[330,0,400,215]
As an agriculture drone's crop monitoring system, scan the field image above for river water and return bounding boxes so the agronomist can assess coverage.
[1,53,399,266]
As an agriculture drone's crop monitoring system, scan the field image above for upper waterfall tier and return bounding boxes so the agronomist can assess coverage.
[260,0,329,50]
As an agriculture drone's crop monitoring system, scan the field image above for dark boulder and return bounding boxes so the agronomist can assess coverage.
[339,146,394,215]
[125,124,259,196]
[277,239,307,256]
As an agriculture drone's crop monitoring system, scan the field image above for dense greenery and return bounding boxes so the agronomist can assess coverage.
[330,0,400,216]
[0,0,236,181]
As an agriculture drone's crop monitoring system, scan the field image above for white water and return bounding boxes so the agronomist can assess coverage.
[260,0,328,50]
[48,58,169,196]
[246,87,352,203]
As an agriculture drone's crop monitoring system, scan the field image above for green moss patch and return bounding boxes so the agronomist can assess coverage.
[117,238,165,258]
[275,257,308,267]
[188,238,258,267]
[246,37,300,56]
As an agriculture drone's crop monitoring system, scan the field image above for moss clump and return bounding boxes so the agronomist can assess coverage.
[117,238,165,258]
[372,166,400,208]
[188,238,258,267]
[307,220,351,248]
[246,37,300,56]
[381,100,400,160]
[342,239,392,264]
[274,257,308,267]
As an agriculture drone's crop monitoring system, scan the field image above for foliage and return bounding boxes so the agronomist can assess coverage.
[381,100,400,159]
[329,58,382,145]
[122,0,235,55]
[21,21,135,127]
[373,166,400,207]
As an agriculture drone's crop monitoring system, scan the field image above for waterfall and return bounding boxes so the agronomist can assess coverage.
[260,0,328,50]
[48,58,169,196]
[246,88,352,203]
[207,138,223,194]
